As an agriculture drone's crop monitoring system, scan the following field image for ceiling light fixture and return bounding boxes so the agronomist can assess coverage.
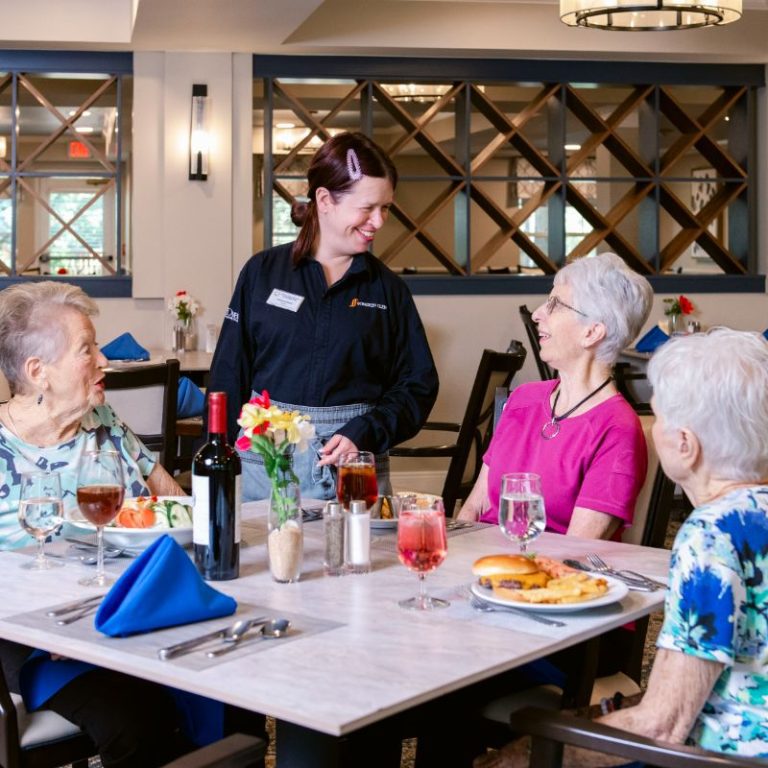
[381,83,453,103]
[560,0,741,29]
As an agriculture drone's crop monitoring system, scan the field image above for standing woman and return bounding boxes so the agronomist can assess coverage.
[209,132,439,501]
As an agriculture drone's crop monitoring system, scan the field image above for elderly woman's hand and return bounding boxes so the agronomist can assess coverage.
[316,434,359,467]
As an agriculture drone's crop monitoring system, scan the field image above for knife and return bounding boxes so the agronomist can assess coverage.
[46,593,106,617]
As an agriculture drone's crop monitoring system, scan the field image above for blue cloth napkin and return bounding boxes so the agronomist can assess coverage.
[177,376,205,419]
[635,325,669,353]
[101,332,150,361]
[763,329,768,341]
[95,535,237,637]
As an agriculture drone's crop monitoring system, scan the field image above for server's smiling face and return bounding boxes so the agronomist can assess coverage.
[318,175,394,257]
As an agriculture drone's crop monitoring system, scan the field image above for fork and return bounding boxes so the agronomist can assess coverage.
[469,595,566,627]
[586,553,666,590]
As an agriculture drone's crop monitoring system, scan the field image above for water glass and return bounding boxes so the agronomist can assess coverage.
[498,472,546,553]
[18,471,65,570]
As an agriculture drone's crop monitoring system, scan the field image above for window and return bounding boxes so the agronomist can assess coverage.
[0,52,132,296]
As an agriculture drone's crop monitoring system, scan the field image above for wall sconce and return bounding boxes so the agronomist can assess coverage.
[189,84,210,181]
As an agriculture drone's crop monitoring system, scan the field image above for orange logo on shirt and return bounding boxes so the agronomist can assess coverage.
[349,298,358,308]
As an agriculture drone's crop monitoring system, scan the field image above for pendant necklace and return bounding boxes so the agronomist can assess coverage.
[541,377,613,440]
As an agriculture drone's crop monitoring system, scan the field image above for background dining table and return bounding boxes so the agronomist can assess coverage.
[0,502,670,767]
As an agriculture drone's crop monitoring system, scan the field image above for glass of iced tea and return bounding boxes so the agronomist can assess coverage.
[397,496,449,610]
[336,451,378,510]
[76,450,125,586]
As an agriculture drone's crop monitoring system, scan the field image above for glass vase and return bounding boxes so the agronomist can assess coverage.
[173,318,190,352]
[668,312,685,335]
[267,463,303,583]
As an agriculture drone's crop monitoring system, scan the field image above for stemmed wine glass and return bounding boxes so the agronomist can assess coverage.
[397,496,449,610]
[18,471,65,570]
[76,450,125,587]
[498,472,546,553]
[336,451,378,510]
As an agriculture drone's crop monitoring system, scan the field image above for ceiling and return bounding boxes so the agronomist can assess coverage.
[1,0,768,62]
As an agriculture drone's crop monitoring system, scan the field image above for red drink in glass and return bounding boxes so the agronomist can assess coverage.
[397,508,447,574]
[337,462,378,509]
[77,484,124,526]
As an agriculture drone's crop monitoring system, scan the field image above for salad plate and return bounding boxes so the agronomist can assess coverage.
[67,496,194,548]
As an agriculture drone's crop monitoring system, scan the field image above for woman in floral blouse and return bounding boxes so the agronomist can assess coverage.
[601,328,768,759]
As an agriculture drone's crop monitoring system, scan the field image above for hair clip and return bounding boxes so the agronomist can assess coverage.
[346,148,363,182]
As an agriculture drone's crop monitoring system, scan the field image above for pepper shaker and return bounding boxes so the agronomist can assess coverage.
[322,501,345,576]
[345,499,371,574]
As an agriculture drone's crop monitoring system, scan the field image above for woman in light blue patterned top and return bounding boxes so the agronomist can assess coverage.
[599,328,768,760]
[0,282,192,768]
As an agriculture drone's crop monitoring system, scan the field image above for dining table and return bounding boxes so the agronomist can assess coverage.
[0,502,670,767]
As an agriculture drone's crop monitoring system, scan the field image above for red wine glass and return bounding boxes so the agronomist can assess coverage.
[396,497,449,610]
[76,450,125,587]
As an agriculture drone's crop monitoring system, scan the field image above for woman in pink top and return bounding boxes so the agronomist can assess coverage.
[458,252,652,539]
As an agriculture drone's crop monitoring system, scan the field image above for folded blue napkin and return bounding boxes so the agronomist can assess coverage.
[95,535,237,637]
[763,329,768,341]
[101,332,150,361]
[177,376,205,419]
[635,325,669,353]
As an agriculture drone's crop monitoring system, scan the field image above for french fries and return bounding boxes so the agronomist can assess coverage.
[492,571,609,605]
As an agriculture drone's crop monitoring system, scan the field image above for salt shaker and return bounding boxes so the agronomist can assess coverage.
[345,499,371,574]
[322,501,345,576]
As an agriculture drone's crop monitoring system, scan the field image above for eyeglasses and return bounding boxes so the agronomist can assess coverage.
[544,295,587,317]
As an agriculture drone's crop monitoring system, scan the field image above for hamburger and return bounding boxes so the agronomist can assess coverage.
[472,554,550,590]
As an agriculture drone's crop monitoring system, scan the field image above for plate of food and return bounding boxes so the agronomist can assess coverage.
[68,496,194,548]
[470,553,628,613]
[370,491,443,530]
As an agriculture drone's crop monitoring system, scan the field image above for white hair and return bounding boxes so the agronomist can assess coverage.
[648,327,768,481]
[555,253,653,364]
[0,281,98,395]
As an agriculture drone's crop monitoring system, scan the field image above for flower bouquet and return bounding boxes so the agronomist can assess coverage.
[236,391,315,582]
[168,290,200,351]
[664,295,695,335]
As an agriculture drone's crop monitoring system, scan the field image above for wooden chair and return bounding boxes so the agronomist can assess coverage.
[512,706,765,768]
[103,359,180,474]
[614,361,652,415]
[0,662,94,768]
[160,733,267,768]
[519,305,557,381]
[390,344,527,516]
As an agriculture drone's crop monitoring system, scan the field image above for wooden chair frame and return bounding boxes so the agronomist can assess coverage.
[103,359,180,474]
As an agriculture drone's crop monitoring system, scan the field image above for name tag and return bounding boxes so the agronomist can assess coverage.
[266,289,305,313]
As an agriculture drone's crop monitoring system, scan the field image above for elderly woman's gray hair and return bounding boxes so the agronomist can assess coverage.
[0,281,98,395]
[555,253,653,364]
[648,328,768,481]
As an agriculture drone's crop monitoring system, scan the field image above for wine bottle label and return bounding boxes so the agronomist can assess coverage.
[192,474,210,546]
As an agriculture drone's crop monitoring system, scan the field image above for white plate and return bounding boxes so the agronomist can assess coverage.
[67,496,193,549]
[470,574,629,613]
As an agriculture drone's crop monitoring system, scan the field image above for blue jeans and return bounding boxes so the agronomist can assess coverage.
[238,399,392,502]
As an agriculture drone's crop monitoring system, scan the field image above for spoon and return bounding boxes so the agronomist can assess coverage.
[206,618,291,658]
[158,616,266,660]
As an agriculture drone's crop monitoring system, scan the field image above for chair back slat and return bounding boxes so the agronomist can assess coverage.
[103,360,180,474]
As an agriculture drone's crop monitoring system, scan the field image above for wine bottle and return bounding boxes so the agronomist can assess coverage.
[193,391,242,580]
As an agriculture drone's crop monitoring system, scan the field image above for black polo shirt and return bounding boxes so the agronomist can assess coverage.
[208,243,439,450]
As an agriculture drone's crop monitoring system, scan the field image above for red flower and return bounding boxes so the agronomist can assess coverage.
[678,295,694,315]
[175,290,187,296]
[249,390,271,409]
[235,435,251,451]
[253,421,269,435]
[56,267,68,275]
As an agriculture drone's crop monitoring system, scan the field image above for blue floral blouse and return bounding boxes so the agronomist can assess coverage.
[0,404,156,550]
[657,486,768,758]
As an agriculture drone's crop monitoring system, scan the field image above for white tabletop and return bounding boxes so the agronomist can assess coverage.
[0,504,669,737]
